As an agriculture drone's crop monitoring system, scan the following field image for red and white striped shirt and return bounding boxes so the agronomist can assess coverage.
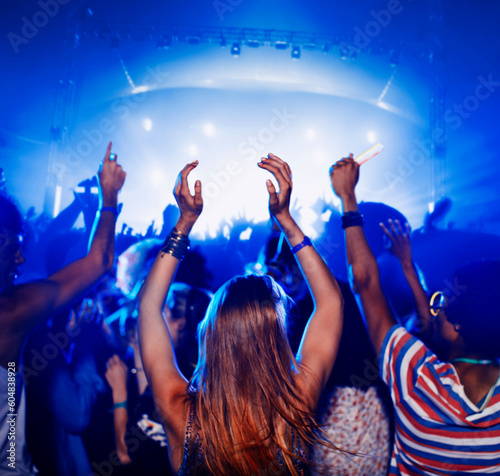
[381,325,500,475]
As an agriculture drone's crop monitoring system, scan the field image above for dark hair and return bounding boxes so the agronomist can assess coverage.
[0,194,23,235]
[445,260,500,359]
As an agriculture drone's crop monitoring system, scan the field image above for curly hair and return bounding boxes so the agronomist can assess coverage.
[445,260,500,359]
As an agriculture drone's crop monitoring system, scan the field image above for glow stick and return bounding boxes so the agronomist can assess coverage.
[355,142,384,165]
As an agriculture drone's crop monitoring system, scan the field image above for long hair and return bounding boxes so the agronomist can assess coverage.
[189,274,319,475]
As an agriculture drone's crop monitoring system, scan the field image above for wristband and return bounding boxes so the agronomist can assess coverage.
[100,206,118,215]
[291,236,312,254]
[341,211,364,229]
[113,401,127,410]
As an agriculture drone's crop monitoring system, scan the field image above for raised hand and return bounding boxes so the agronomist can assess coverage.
[380,219,413,267]
[105,354,129,401]
[257,153,292,222]
[329,154,359,199]
[173,161,203,235]
[97,142,127,207]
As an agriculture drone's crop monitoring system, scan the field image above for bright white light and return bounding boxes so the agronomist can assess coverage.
[142,118,153,132]
[306,129,316,140]
[53,185,62,217]
[188,145,198,157]
[299,208,319,239]
[321,209,332,222]
[367,131,377,143]
[202,123,216,137]
[149,168,165,187]
[428,202,435,213]
[132,85,149,94]
[239,227,252,241]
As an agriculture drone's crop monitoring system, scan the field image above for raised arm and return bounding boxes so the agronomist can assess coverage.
[138,162,202,411]
[330,155,396,357]
[257,154,343,405]
[0,143,126,366]
[105,354,132,465]
[380,220,432,335]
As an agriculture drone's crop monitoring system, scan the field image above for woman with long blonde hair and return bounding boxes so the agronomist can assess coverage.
[138,154,343,475]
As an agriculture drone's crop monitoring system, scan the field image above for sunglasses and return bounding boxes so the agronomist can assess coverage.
[429,291,448,317]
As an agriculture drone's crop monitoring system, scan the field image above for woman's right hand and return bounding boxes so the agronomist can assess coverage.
[173,161,203,235]
[257,153,293,224]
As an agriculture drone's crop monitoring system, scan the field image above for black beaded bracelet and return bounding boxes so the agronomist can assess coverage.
[341,211,364,229]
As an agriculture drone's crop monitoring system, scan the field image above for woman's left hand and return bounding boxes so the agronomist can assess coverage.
[173,161,203,235]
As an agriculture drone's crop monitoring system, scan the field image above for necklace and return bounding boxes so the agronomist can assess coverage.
[450,357,498,365]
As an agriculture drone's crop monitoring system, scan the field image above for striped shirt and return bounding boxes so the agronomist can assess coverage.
[380,325,500,475]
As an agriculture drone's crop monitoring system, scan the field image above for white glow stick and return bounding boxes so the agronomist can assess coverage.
[355,142,384,165]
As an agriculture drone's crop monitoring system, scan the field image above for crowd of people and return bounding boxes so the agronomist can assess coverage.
[0,144,499,476]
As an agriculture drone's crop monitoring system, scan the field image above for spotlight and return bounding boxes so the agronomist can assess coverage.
[231,42,241,56]
[291,45,301,59]
[274,41,288,50]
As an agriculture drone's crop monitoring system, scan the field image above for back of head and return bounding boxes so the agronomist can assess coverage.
[446,259,500,359]
[191,274,312,475]
[194,274,292,391]
[0,194,23,235]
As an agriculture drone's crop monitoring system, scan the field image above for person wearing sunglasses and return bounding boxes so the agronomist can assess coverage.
[330,154,500,475]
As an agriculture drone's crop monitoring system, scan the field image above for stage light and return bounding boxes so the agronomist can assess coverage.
[367,131,377,143]
[142,118,153,131]
[231,43,241,56]
[275,41,288,50]
[306,128,316,140]
[246,40,260,48]
[149,168,165,187]
[132,85,149,94]
[202,123,215,137]
[291,45,301,59]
